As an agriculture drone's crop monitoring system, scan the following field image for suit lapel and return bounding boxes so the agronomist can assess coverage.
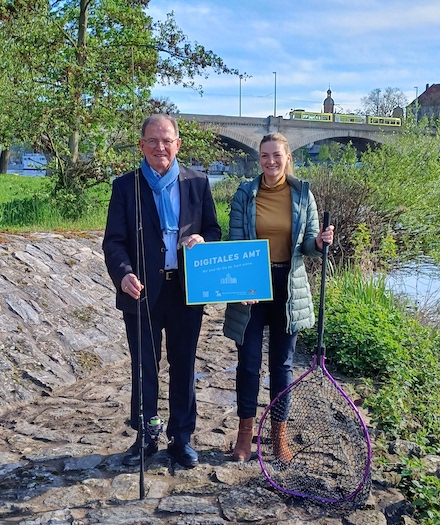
[178,167,190,245]
[138,170,162,236]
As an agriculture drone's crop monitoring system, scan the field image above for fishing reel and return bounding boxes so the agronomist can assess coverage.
[146,415,164,441]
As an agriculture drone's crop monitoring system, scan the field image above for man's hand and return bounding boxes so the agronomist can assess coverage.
[121,273,144,299]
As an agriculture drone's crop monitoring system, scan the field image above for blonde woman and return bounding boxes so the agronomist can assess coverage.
[223,132,334,462]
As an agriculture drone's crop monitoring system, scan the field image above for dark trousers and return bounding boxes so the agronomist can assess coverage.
[236,265,298,419]
[123,277,203,445]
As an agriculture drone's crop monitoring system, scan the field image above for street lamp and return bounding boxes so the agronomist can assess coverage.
[414,86,419,123]
[273,72,277,117]
[376,89,381,116]
[238,73,251,117]
[239,74,243,117]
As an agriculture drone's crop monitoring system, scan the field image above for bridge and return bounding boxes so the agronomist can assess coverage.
[177,113,400,162]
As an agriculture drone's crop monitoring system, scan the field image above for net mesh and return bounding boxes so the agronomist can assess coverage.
[258,365,371,507]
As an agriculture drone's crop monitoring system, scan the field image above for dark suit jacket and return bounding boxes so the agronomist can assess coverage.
[102,165,221,315]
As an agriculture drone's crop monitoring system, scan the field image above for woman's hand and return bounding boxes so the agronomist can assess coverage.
[316,224,335,251]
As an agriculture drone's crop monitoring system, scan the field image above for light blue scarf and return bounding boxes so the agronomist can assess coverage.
[141,157,179,234]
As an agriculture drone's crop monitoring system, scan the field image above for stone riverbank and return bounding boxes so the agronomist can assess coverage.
[0,231,422,525]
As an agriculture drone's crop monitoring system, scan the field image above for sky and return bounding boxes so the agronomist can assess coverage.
[148,0,440,118]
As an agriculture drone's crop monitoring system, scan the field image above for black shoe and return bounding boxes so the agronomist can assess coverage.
[167,442,199,468]
[122,440,158,466]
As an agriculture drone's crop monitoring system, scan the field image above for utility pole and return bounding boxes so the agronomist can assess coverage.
[273,72,277,117]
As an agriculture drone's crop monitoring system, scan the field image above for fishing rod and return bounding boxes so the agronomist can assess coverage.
[131,46,164,500]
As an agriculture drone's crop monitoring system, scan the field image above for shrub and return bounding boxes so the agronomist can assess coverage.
[300,267,410,377]
[210,175,243,203]
[300,266,440,445]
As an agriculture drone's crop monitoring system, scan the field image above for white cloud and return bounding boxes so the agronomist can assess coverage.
[148,0,438,116]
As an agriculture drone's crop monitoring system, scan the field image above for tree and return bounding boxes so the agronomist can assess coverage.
[0,1,237,197]
[360,116,440,261]
[0,1,50,173]
[360,87,408,117]
[177,118,242,169]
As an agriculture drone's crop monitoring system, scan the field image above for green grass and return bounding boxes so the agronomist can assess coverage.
[0,174,233,236]
[0,174,111,232]
[0,174,49,203]
[299,265,440,523]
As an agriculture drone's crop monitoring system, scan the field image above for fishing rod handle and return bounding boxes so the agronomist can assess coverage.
[323,211,331,244]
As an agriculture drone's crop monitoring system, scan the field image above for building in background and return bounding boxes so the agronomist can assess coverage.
[323,88,335,114]
[409,83,440,122]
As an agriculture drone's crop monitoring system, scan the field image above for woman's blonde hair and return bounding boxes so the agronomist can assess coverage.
[259,133,293,175]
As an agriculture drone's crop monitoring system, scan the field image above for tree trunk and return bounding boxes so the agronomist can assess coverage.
[0,148,11,174]
[68,131,80,166]
[66,0,89,175]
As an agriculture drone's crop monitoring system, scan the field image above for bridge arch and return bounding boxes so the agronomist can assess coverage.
[177,113,398,164]
[281,128,386,154]
[207,126,261,159]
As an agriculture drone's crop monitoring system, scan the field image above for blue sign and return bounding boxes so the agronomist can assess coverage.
[183,240,273,305]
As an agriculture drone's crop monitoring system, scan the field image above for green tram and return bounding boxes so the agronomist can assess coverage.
[289,110,401,127]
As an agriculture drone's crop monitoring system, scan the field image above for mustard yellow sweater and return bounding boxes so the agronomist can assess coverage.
[256,175,292,262]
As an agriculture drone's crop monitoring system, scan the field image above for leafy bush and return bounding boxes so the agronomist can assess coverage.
[360,118,440,263]
[400,458,440,524]
[215,201,230,240]
[300,163,396,271]
[210,175,243,203]
[300,268,410,376]
[210,176,246,240]
[366,323,440,441]
[300,267,440,445]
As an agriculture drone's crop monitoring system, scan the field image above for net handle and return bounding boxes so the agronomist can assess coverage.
[316,211,330,360]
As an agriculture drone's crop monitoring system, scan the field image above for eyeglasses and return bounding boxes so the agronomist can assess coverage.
[141,138,179,148]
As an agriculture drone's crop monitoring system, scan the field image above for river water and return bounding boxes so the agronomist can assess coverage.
[7,167,46,177]
[9,170,227,180]
[385,258,440,319]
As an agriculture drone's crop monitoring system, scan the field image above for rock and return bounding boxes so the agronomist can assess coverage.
[400,516,419,525]
[0,231,128,410]
[421,453,440,476]
[388,440,422,458]
[344,509,387,525]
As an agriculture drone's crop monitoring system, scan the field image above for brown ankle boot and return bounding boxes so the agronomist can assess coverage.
[271,421,293,463]
[233,417,254,462]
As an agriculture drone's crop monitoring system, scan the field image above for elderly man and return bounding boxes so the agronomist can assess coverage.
[103,114,221,468]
